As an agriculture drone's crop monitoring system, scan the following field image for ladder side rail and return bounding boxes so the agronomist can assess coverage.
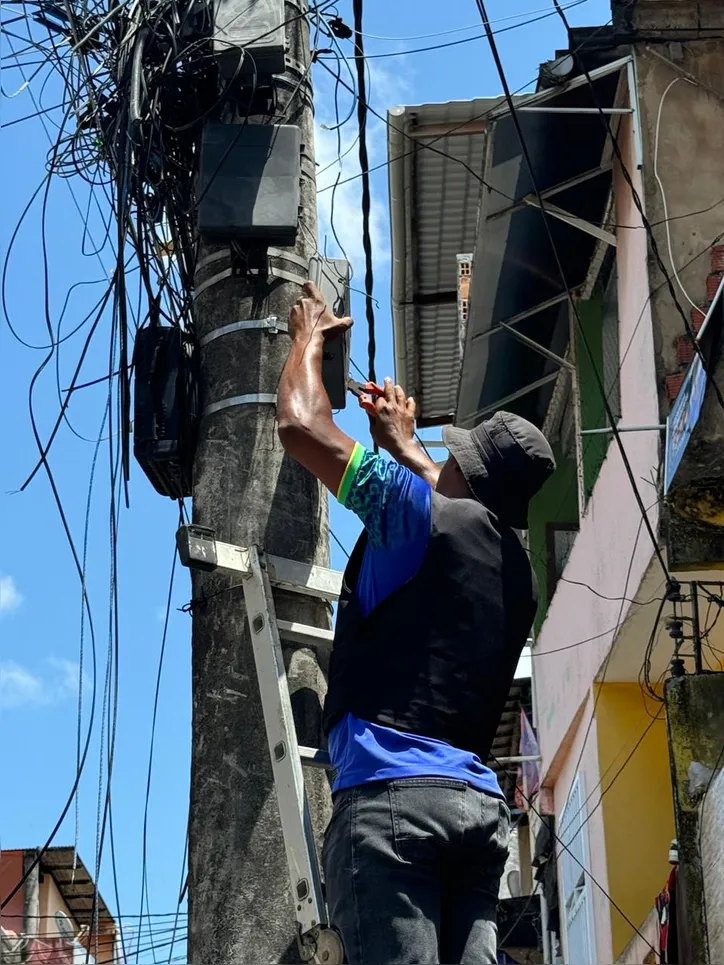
[242,546,328,938]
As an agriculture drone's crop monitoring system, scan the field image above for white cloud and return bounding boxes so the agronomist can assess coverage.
[47,657,81,696]
[0,575,23,615]
[313,59,413,276]
[0,662,47,709]
[0,658,80,709]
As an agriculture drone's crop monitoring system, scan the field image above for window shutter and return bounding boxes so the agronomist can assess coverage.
[560,774,594,964]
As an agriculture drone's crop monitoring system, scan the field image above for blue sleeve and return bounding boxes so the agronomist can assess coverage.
[338,446,431,616]
[340,446,431,551]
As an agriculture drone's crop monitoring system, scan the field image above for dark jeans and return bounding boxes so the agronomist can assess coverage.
[322,778,510,965]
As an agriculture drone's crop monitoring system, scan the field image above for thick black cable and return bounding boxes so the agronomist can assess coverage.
[329,528,350,560]
[351,0,376,384]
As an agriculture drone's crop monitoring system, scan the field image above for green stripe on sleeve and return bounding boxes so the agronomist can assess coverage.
[337,442,365,506]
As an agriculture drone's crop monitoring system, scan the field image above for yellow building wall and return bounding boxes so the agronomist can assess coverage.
[595,683,674,959]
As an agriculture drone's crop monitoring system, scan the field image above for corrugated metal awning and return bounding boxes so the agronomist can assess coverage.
[40,848,114,927]
[388,97,509,426]
[387,55,633,430]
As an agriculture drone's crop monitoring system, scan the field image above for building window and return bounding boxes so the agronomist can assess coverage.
[545,523,578,602]
[560,774,595,965]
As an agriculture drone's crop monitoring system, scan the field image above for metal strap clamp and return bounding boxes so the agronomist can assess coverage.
[193,267,233,300]
[203,394,278,419]
[200,317,287,348]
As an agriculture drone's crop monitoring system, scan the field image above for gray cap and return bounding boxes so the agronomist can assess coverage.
[442,411,556,529]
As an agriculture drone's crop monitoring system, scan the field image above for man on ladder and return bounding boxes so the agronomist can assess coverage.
[277,283,555,965]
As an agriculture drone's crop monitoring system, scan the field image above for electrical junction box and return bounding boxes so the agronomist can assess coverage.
[310,257,351,410]
[132,325,198,499]
[213,0,286,78]
[197,122,301,245]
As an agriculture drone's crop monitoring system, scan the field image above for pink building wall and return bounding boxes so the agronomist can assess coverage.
[532,115,660,954]
[0,850,25,934]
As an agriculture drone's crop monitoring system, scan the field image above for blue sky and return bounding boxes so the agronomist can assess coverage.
[0,0,610,958]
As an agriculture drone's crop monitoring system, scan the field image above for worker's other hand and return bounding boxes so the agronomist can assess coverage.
[366,378,417,456]
[289,281,353,342]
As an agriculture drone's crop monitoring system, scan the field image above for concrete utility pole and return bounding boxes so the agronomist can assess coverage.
[188,5,331,963]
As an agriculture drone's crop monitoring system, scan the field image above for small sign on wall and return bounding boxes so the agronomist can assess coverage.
[664,277,724,494]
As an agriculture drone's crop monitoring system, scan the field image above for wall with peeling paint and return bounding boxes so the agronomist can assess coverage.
[701,768,724,963]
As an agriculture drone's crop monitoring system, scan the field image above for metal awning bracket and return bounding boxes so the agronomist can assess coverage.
[461,371,561,426]
[499,321,574,371]
[523,198,617,247]
[471,288,585,344]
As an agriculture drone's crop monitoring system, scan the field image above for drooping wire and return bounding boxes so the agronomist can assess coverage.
[551,0,724,416]
[353,0,589,42]
[474,0,671,588]
[137,549,178,959]
[319,0,590,61]
[489,748,658,957]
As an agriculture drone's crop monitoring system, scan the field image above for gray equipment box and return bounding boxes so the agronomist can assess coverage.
[213,0,286,78]
[197,122,301,245]
[310,257,351,410]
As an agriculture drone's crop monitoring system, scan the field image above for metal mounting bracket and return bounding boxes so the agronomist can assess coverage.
[176,525,219,572]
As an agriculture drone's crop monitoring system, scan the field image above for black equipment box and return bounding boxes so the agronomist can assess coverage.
[132,325,198,498]
[197,122,301,245]
[311,257,351,410]
[213,0,286,78]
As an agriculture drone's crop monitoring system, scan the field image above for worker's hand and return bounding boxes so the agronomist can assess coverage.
[288,281,353,342]
[366,378,417,456]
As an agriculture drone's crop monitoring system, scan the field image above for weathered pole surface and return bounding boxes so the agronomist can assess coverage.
[188,4,332,962]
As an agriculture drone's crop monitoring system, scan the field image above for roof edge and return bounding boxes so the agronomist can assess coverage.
[387,105,411,390]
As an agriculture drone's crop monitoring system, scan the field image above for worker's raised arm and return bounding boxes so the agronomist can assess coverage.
[367,379,440,490]
[276,282,356,495]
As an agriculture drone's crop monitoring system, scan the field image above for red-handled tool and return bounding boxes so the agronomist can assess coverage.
[347,378,384,415]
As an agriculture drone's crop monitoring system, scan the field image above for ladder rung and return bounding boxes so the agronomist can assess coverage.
[176,526,343,601]
[278,620,334,648]
[267,555,342,602]
[299,746,331,769]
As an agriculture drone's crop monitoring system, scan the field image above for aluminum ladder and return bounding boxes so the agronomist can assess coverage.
[176,525,344,965]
